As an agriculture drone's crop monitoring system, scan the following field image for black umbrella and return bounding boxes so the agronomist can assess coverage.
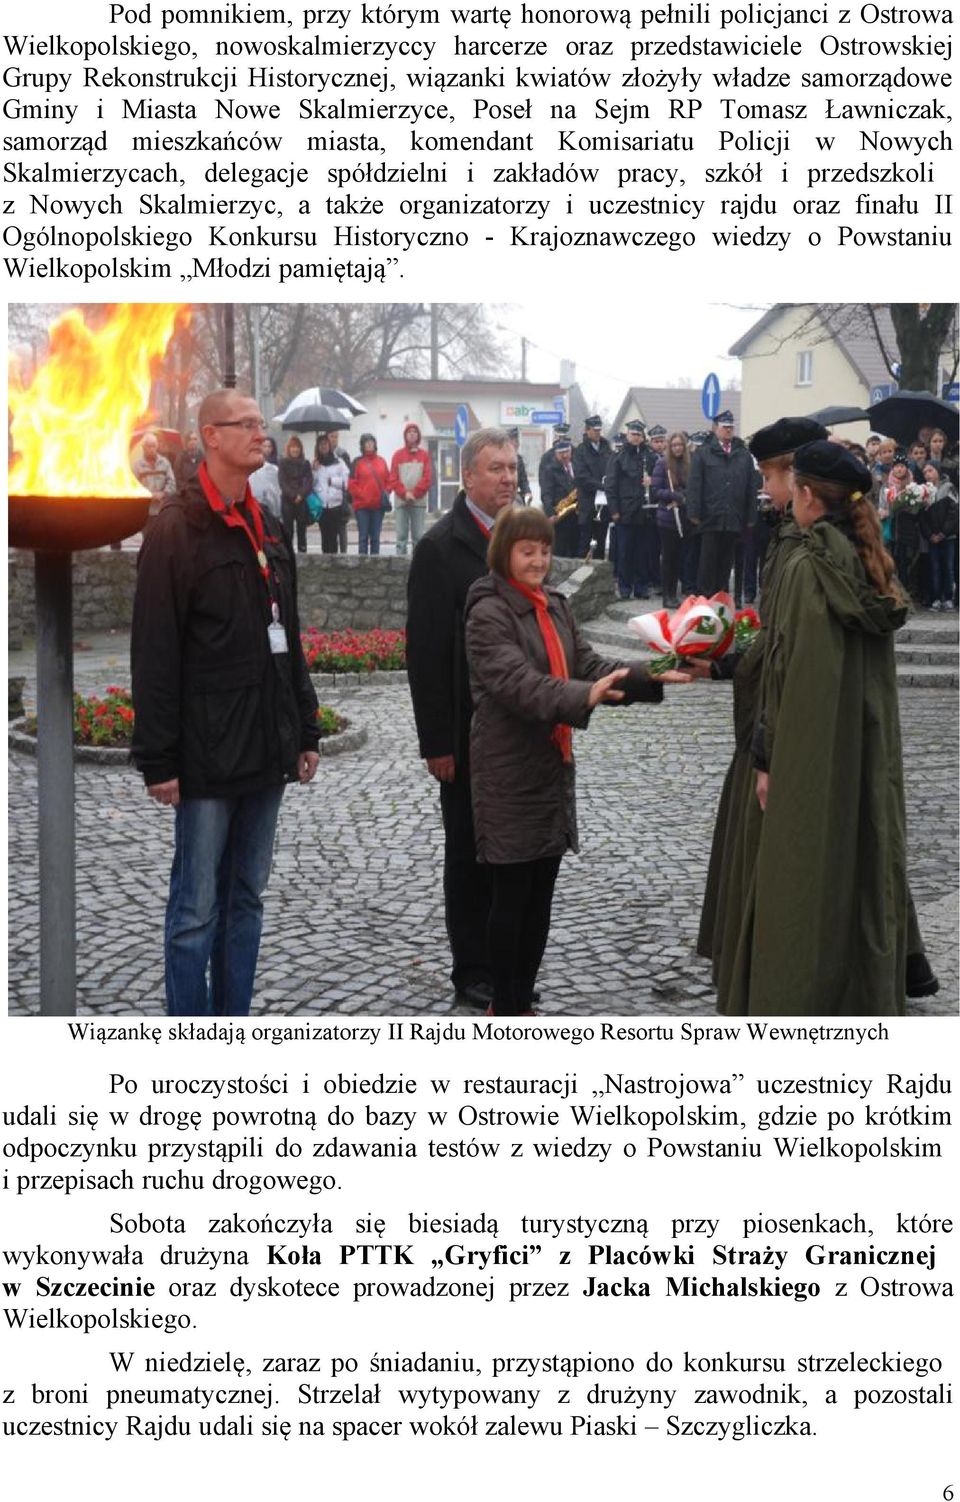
[279,401,352,434]
[866,390,959,446]
[804,405,869,427]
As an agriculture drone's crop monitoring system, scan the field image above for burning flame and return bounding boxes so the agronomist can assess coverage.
[9,304,189,498]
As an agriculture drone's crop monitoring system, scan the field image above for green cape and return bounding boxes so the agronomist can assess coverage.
[718,520,909,1016]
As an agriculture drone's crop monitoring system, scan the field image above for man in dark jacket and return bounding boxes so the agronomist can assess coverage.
[131,388,320,1017]
[538,421,571,500]
[406,428,518,1007]
[506,427,532,503]
[540,436,580,557]
[573,415,613,559]
[606,419,655,598]
[687,410,759,594]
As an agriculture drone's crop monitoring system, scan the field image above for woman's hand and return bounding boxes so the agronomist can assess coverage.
[659,669,693,683]
[756,770,769,810]
[588,668,629,707]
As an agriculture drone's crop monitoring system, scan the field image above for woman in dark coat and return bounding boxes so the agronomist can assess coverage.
[278,435,313,554]
[718,442,911,1015]
[650,431,691,609]
[464,506,687,1017]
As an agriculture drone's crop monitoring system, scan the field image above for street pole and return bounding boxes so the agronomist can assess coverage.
[35,551,76,1016]
[430,303,439,380]
[521,336,528,381]
[223,304,237,388]
[251,303,263,410]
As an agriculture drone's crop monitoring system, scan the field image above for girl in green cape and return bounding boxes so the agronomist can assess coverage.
[719,441,911,1015]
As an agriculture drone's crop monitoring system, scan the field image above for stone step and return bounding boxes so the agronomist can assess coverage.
[899,618,959,645]
[896,665,960,689]
[895,643,960,666]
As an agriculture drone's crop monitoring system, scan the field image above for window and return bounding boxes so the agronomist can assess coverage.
[796,350,813,386]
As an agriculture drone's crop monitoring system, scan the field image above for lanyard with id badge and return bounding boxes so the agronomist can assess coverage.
[198,460,289,655]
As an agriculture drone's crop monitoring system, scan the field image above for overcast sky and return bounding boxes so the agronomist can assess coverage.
[493,300,766,421]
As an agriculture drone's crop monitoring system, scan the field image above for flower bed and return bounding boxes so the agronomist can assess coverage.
[301,627,406,673]
[10,691,365,762]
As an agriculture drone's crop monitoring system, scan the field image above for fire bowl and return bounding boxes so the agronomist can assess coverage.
[9,494,151,552]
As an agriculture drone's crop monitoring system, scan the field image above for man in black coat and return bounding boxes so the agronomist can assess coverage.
[687,409,759,595]
[540,436,580,557]
[406,428,519,1007]
[605,419,655,598]
[573,415,613,559]
[131,388,320,1017]
[506,427,532,503]
[538,421,571,500]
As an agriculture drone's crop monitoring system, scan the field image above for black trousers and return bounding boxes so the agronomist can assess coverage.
[439,774,493,992]
[318,509,341,554]
[659,524,682,603]
[487,855,562,1015]
[696,531,737,595]
[282,497,309,553]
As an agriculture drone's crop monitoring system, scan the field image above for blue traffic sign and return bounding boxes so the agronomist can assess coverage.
[942,382,959,403]
[531,410,565,424]
[454,404,469,448]
[701,373,721,421]
[870,383,898,403]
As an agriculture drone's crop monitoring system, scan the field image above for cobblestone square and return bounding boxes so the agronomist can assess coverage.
[8,637,957,1018]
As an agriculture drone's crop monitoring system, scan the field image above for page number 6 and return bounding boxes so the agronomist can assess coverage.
[943,1487,953,1500]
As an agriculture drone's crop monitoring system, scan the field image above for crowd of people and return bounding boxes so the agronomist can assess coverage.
[536,413,959,614]
[133,406,958,616]
[127,390,952,1022]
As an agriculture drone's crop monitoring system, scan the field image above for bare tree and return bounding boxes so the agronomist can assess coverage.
[763,303,958,393]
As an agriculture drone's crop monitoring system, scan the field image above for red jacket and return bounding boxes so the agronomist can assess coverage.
[348,453,390,511]
[388,444,432,503]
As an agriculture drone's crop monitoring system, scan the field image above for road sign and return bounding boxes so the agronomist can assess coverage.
[870,383,897,403]
[942,382,959,403]
[531,410,565,424]
[454,404,469,448]
[701,373,721,421]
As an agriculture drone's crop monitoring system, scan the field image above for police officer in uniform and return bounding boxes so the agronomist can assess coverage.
[573,414,613,560]
[605,419,654,598]
[540,435,580,558]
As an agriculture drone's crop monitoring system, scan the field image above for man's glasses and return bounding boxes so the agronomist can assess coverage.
[211,419,268,431]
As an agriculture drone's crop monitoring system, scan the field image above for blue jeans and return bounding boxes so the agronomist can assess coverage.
[394,503,426,555]
[930,537,956,603]
[165,787,284,1016]
[356,507,383,555]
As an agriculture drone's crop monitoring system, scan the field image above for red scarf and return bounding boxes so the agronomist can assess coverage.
[508,578,572,763]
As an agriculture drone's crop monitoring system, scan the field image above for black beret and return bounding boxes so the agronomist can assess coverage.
[648,424,667,437]
[584,414,603,428]
[625,419,645,433]
[749,417,829,462]
[714,410,735,426]
[792,440,873,495]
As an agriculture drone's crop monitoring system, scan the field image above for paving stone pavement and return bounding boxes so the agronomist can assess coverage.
[7,636,958,1018]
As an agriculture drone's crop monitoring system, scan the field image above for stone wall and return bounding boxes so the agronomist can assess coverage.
[8,549,617,638]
